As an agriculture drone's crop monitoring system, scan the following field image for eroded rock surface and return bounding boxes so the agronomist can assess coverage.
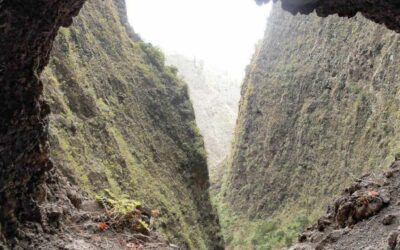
[0,0,85,241]
[256,0,400,33]
[291,158,400,249]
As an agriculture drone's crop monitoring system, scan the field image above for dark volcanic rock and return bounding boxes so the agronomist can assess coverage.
[382,214,396,225]
[0,0,85,242]
[256,0,400,33]
[334,191,385,228]
[291,160,400,249]
[388,231,399,249]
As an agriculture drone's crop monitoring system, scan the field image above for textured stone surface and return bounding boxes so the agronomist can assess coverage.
[0,0,85,239]
[291,161,400,249]
[256,0,400,33]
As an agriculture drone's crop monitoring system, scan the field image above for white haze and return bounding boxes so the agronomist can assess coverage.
[126,0,271,78]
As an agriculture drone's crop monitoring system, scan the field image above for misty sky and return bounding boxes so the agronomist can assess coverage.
[126,0,271,77]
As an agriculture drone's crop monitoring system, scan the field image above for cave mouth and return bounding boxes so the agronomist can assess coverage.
[1,0,400,247]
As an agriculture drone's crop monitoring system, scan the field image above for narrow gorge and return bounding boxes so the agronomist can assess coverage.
[2,0,400,249]
[165,55,241,186]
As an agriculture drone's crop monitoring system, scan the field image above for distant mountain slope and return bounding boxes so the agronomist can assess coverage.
[220,3,400,249]
[41,0,223,248]
[166,54,241,185]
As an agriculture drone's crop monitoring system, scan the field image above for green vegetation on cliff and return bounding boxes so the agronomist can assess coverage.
[41,0,223,248]
[220,3,400,249]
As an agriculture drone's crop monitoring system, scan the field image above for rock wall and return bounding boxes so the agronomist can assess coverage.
[0,0,85,240]
[41,0,223,249]
[256,0,400,33]
[220,3,400,249]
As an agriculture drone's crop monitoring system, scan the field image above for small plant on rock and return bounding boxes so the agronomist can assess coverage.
[96,189,152,234]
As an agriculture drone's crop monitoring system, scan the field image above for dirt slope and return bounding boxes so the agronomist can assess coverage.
[291,157,400,250]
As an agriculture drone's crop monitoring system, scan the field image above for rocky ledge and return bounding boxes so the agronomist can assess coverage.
[291,157,400,249]
[255,0,400,33]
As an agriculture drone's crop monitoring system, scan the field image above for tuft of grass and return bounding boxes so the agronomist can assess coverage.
[97,189,142,214]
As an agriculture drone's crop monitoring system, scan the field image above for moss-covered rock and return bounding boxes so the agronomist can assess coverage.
[220,3,400,249]
[41,0,223,248]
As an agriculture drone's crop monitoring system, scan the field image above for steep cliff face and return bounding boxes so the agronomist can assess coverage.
[221,3,400,249]
[166,55,241,185]
[39,0,223,249]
